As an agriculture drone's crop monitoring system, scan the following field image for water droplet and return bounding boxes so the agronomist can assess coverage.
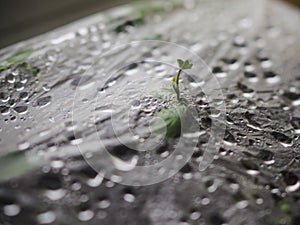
[37,211,56,224]
[241,159,260,175]
[15,83,25,91]
[212,66,227,78]
[42,84,51,92]
[258,150,274,165]
[124,63,138,76]
[0,92,10,102]
[261,60,273,69]
[18,141,30,150]
[223,130,237,146]
[87,174,104,187]
[201,197,210,205]
[6,74,16,84]
[264,71,280,83]
[233,36,246,47]
[71,182,81,191]
[78,210,94,222]
[281,171,299,193]
[271,132,293,147]
[291,117,300,134]
[190,211,201,220]
[0,105,10,115]
[236,200,248,209]
[282,91,300,106]
[37,96,52,107]
[50,159,64,169]
[123,193,135,203]
[3,204,20,216]
[237,82,254,97]
[98,198,111,209]
[244,62,255,72]
[109,146,138,172]
[45,189,66,201]
[14,105,28,114]
[180,164,193,180]
[19,92,29,100]
[244,71,258,82]
[11,69,20,76]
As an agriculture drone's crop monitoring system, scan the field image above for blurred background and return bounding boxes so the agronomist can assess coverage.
[0,0,299,49]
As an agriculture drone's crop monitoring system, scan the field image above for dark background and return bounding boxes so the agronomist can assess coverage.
[0,0,299,49]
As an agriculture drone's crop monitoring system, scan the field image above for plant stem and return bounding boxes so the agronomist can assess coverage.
[173,69,182,100]
[176,69,182,86]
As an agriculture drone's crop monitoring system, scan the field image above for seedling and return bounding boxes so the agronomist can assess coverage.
[151,59,193,139]
[172,59,193,100]
[0,48,33,72]
[0,48,39,77]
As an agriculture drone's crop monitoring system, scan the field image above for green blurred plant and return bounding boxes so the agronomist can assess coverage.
[152,105,186,139]
[0,151,43,181]
[0,48,39,77]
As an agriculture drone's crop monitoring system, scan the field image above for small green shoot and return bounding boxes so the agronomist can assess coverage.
[6,48,34,65]
[0,150,43,181]
[150,59,193,139]
[172,59,193,100]
[132,0,182,17]
[112,1,182,33]
[152,105,186,139]
[0,48,34,72]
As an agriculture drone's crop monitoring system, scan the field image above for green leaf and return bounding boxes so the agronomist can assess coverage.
[152,105,186,139]
[6,48,34,65]
[177,59,184,68]
[0,151,42,181]
[177,59,193,70]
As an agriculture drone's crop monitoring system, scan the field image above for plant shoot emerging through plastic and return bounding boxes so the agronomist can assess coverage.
[151,59,193,140]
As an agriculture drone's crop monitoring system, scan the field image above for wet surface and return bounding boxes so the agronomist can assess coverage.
[0,0,300,224]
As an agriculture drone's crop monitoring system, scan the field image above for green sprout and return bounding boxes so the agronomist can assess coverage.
[111,1,182,33]
[0,151,43,181]
[0,48,34,72]
[150,59,193,139]
[172,59,193,100]
[0,48,39,77]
